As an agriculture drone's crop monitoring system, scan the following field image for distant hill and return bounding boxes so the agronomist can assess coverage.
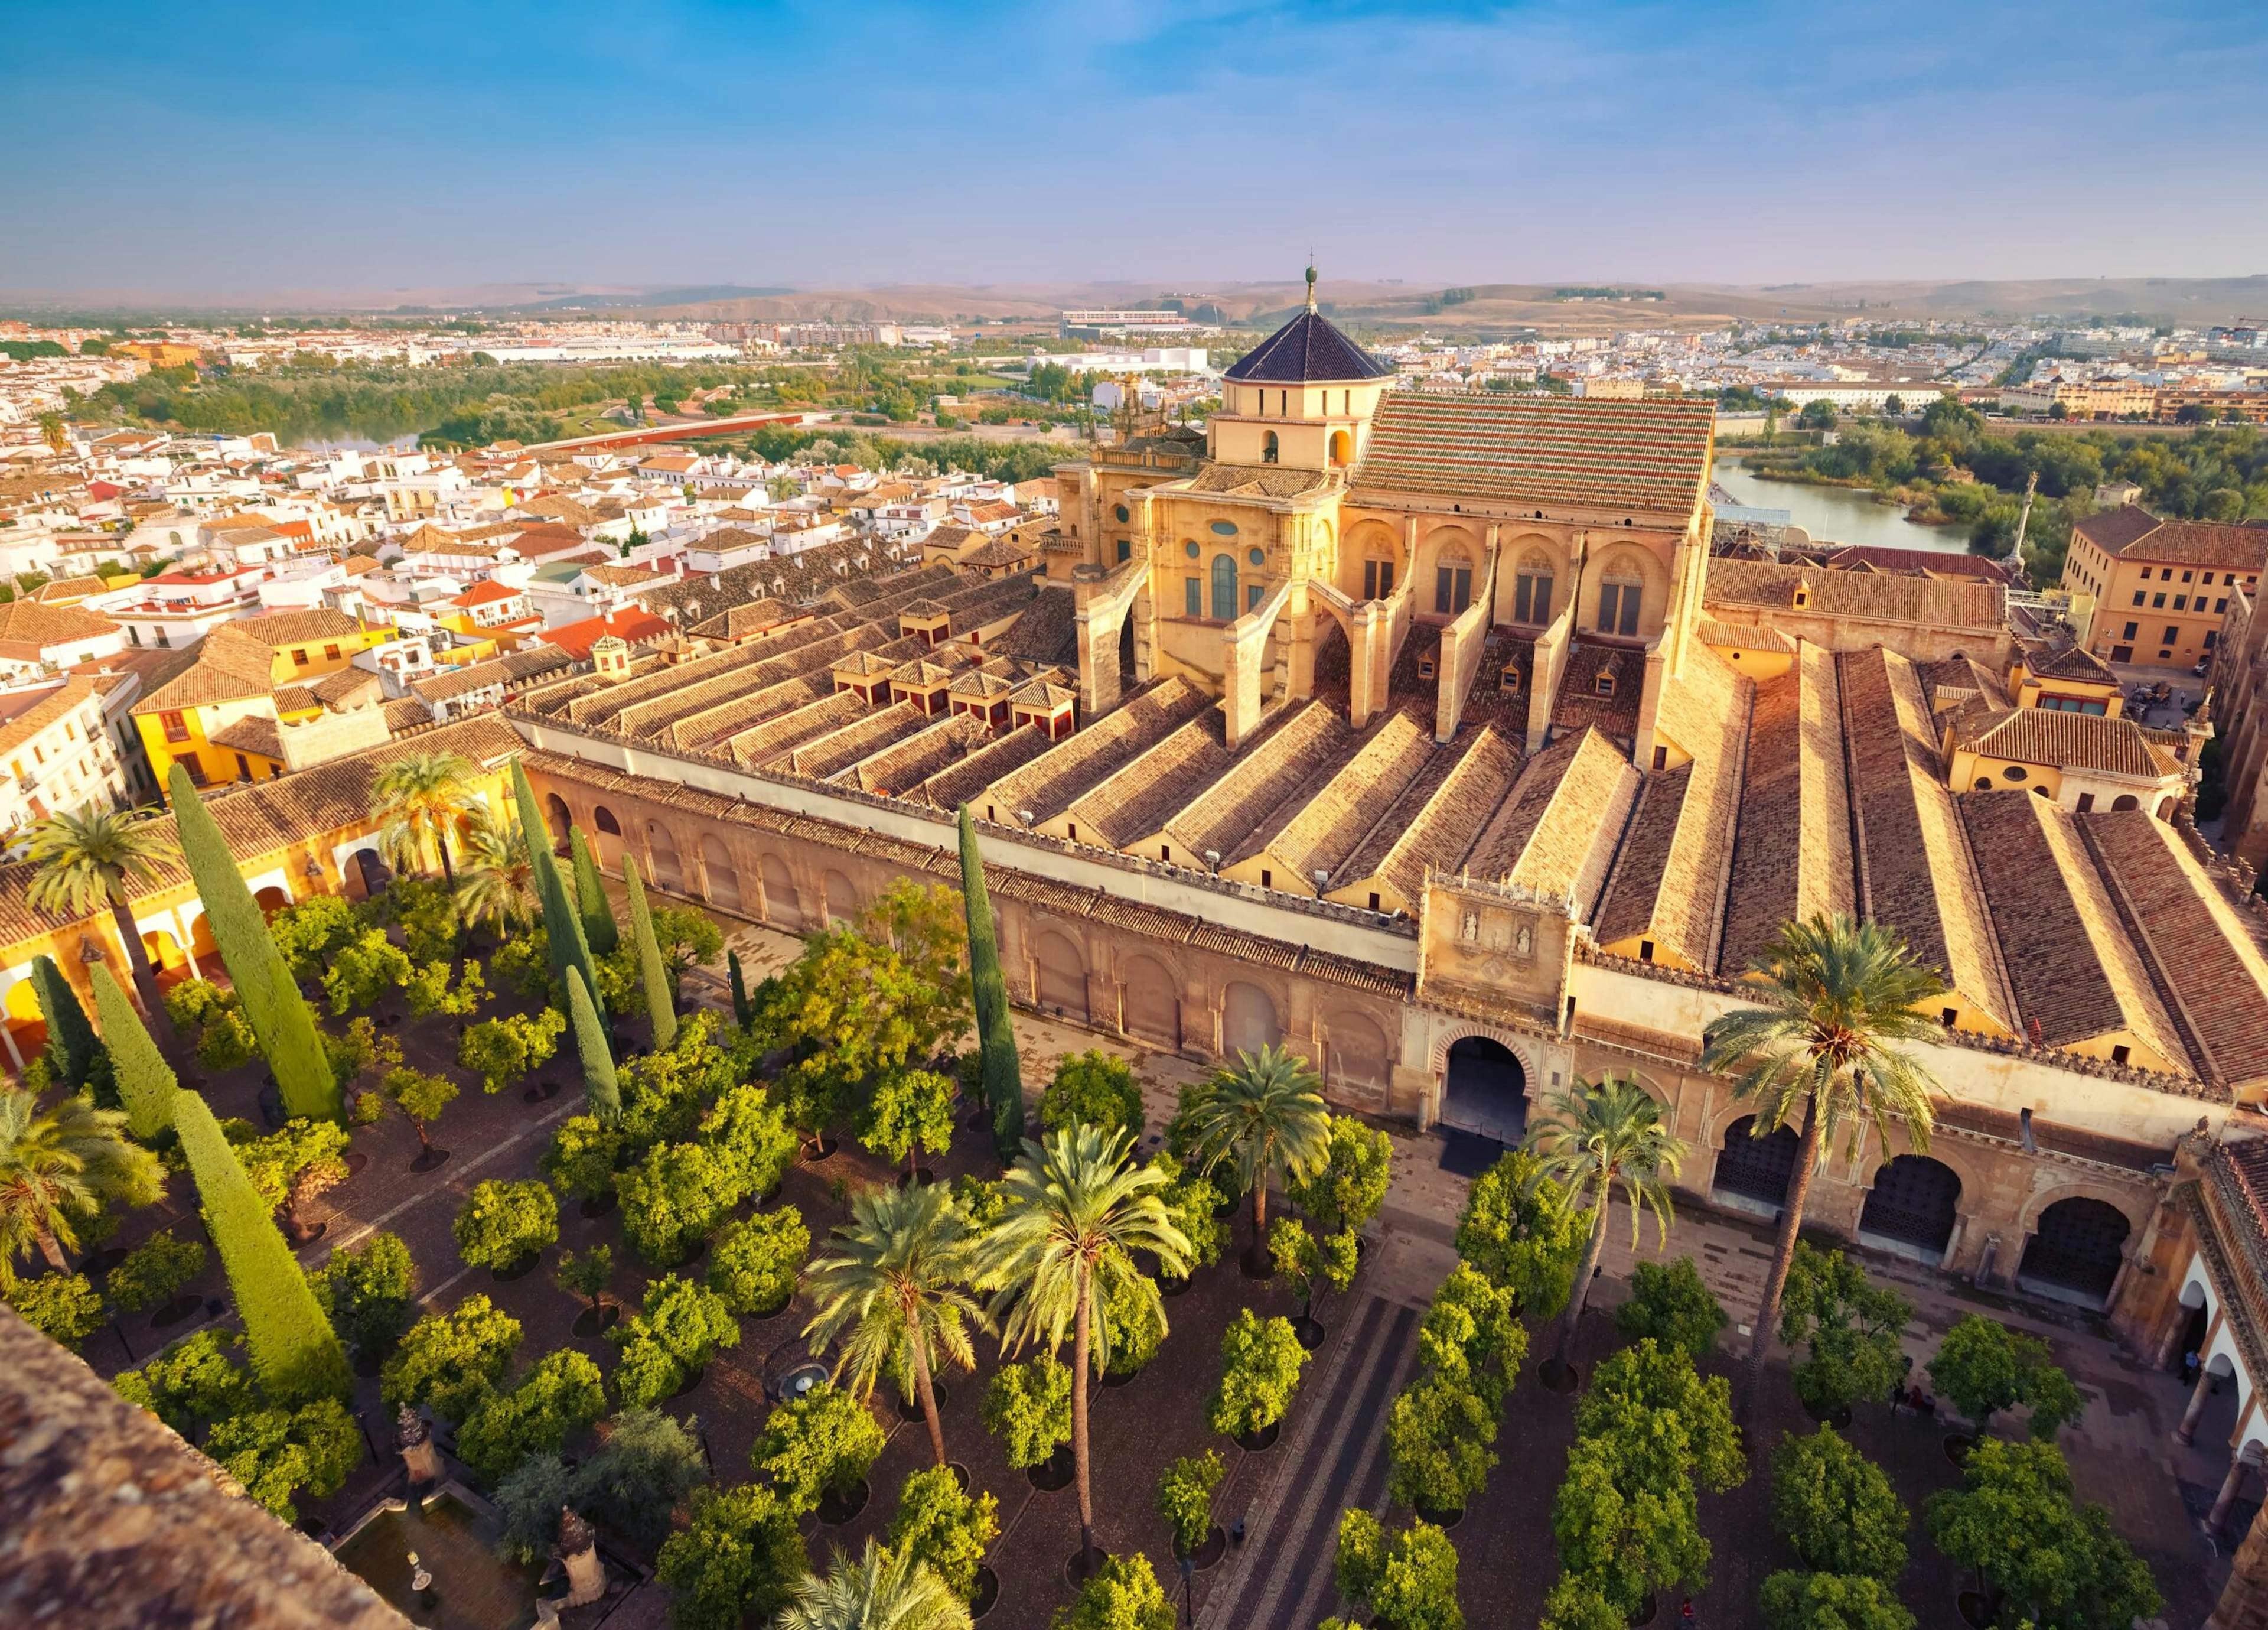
[597,275,2268,335]
[10,274,2266,331]
[508,285,797,312]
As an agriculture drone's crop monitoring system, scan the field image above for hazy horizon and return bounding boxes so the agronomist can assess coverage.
[6,0,2266,304]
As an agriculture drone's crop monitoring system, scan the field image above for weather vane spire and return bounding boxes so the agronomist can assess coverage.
[1305,257,1317,312]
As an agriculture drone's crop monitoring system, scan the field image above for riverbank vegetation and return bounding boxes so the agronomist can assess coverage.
[1736,403,2267,584]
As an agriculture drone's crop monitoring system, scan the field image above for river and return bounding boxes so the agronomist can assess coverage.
[1712,454,1967,555]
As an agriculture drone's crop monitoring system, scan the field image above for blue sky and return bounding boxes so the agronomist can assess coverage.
[5,0,2265,301]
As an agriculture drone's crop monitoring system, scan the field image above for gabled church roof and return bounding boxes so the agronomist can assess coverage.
[1222,305,1392,385]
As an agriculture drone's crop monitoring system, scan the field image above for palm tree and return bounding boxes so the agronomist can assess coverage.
[1700,913,1945,1419]
[803,1180,990,1468]
[24,805,182,1046]
[369,751,479,889]
[1523,1073,1689,1380]
[973,1124,1190,1571]
[0,1088,162,1284]
[454,805,536,935]
[777,1540,970,1630]
[1179,1044,1331,1268]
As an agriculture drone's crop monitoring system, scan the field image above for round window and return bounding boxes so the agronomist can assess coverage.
[1210,520,1239,536]
[1247,548,1265,567]
[2000,764,2028,782]
[1114,504,1130,524]
[1183,541,1200,559]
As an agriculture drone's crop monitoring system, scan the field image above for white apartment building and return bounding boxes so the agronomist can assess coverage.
[0,676,133,845]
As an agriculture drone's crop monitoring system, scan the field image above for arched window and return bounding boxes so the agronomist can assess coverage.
[1513,549,1554,625]
[1598,572,1642,636]
[1434,546,1473,615]
[1261,431,1279,465]
[1210,554,1239,620]
[1328,430,1352,467]
[2111,793,2139,811]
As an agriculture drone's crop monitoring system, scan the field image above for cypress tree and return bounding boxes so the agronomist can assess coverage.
[511,762,602,1015]
[623,854,676,1051]
[172,1086,350,1402]
[571,827,620,954]
[957,805,1023,1156]
[728,950,751,1029]
[91,962,175,1141]
[566,967,620,1121]
[30,954,102,1095]
[167,766,339,1120]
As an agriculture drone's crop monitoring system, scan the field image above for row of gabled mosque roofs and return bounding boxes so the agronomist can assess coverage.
[510,552,2268,1098]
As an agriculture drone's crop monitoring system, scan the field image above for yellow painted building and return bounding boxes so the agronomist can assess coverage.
[0,714,519,1071]
[2062,506,2268,671]
[130,609,393,796]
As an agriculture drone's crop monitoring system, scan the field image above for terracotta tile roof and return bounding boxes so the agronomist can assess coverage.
[1184,463,1335,499]
[1705,557,2005,630]
[1596,642,1749,967]
[451,579,524,606]
[0,598,122,653]
[1459,725,1638,915]
[1961,790,2188,1061]
[1955,707,2176,780]
[984,679,1210,828]
[1087,893,1200,941]
[412,645,573,704]
[2080,810,2268,1091]
[130,627,278,714]
[540,606,672,661]
[915,724,1055,812]
[1837,646,2012,1027]
[788,702,931,780]
[853,712,991,796]
[2027,643,2116,684]
[1152,701,1356,864]
[986,585,1078,665]
[30,574,107,603]
[1355,393,1715,517]
[312,666,384,705]
[2074,506,2268,571]
[1067,714,1233,852]
[1332,726,1521,915]
[1819,545,2023,584]
[1550,641,1646,741]
[383,697,435,733]
[2068,505,2161,555]
[731,690,868,769]
[1233,707,1435,883]
[1695,618,1795,653]
[1718,648,1854,974]
[229,607,361,648]
[207,713,282,760]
